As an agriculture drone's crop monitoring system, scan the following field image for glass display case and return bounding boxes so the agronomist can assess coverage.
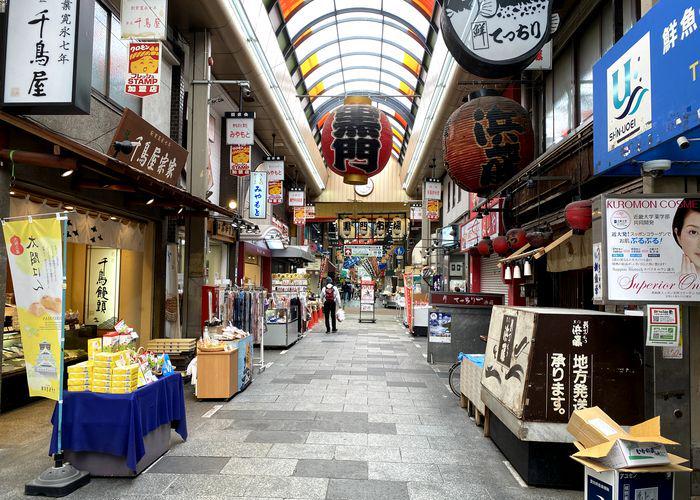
[265,307,299,347]
[2,330,26,376]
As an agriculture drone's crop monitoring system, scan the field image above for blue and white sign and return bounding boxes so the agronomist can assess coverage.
[249,171,268,220]
[593,0,700,176]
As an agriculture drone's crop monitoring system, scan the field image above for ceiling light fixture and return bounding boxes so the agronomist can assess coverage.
[62,169,74,178]
[228,200,237,210]
[146,198,155,205]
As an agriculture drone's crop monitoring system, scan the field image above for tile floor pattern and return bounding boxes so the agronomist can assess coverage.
[0,310,581,499]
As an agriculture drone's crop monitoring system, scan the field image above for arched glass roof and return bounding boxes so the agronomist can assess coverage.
[263,0,439,163]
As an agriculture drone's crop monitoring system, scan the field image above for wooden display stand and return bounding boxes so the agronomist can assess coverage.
[196,349,238,399]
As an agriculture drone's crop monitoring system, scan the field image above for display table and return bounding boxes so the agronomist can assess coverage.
[49,373,187,476]
[197,349,238,399]
[459,354,486,425]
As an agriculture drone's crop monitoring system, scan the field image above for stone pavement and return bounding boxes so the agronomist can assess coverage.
[0,310,580,499]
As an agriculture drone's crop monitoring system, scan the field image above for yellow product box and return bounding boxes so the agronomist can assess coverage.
[67,361,91,373]
[95,351,127,364]
[93,360,118,370]
[90,386,110,393]
[68,376,91,385]
[67,385,89,392]
[108,386,137,394]
[91,378,137,389]
[112,364,139,376]
[87,338,103,361]
[92,372,136,383]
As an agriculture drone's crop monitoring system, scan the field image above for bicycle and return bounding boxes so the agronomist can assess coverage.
[448,335,488,397]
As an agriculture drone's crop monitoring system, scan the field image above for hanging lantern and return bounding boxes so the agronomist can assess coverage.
[320,96,393,185]
[339,217,354,239]
[476,236,493,257]
[492,235,510,256]
[443,91,534,195]
[467,246,480,257]
[526,227,554,248]
[513,264,522,280]
[504,265,512,281]
[506,228,528,251]
[565,200,593,235]
[375,218,386,239]
[524,259,533,277]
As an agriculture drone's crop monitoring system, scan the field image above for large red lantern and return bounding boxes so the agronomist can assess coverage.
[443,91,534,195]
[476,236,493,257]
[527,228,554,248]
[506,228,528,250]
[565,200,593,234]
[467,246,480,257]
[321,96,393,185]
[492,235,510,256]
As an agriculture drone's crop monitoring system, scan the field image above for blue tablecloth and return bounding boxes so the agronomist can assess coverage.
[50,373,188,472]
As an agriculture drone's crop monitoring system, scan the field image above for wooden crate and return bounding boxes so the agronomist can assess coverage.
[145,338,197,354]
[196,349,238,399]
[460,355,486,425]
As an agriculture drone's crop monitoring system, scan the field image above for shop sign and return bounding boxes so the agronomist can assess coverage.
[441,0,554,78]
[361,281,375,304]
[230,145,251,177]
[410,206,422,220]
[288,190,305,207]
[272,216,289,240]
[121,0,167,40]
[85,247,120,329]
[265,156,284,205]
[125,41,160,98]
[1,0,93,114]
[525,41,552,70]
[460,218,481,251]
[430,292,503,307]
[592,242,603,300]
[425,180,442,200]
[481,199,501,237]
[390,216,407,238]
[249,171,267,219]
[429,312,452,343]
[225,111,255,146]
[593,1,700,176]
[213,220,236,243]
[344,244,383,258]
[646,304,681,347]
[2,216,64,400]
[305,205,316,220]
[601,195,700,302]
[404,273,414,333]
[425,199,441,221]
[108,108,188,186]
[293,206,306,225]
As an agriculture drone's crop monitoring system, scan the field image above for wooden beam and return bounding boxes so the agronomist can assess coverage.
[497,243,532,268]
[0,149,77,170]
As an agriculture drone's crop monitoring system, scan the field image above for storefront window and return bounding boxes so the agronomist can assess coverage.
[577,18,600,124]
[553,46,574,144]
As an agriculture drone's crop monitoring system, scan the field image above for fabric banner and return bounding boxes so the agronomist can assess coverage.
[268,180,283,205]
[2,216,64,400]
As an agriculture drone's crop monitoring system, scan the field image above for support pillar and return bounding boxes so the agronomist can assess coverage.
[421,182,431,293]
[0,126,9,412]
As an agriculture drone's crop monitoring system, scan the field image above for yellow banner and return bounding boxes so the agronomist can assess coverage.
[2,217,64,400]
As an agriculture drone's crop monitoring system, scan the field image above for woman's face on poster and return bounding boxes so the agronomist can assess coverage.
[676,210,700,270]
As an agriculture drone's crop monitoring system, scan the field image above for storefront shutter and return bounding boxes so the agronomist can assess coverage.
[480,255,509,305]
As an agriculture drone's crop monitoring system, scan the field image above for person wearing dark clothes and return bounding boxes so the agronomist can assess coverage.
[323,277,342,333]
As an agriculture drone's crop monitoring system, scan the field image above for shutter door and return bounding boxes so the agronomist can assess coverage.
[480,255,509,305]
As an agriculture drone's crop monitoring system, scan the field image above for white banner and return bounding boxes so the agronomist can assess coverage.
[226,112,255,145]
[604,196,700,302]
[425,181,442,200]
[344,245,383,258]
[288,190,305,207]
[85,247,121,329]
[121,0,168,40]
[249,171,268,219]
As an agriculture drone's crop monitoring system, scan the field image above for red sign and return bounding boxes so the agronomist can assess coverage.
[125,42,161,98]
[230,145,251,177]
[404,273,414,333]
[429,292,503,307]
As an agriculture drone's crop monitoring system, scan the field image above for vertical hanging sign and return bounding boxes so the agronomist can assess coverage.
[121,0,168,40]
[305,205,316,220]
[85,247,121,329]
[425,180,442,200]
[293,207,307,226]
[125,41,161,98]
[426,200,441,221]
[249,171,267,219]
[288,190,305,207]
[265,156,285,205]
[2,216,64,400]
[230,145,252,176]
[1,0,94,114]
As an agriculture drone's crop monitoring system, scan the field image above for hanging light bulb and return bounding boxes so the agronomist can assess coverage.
[524,259,532,277]
[504,265,512,281]
[513,263,522,279]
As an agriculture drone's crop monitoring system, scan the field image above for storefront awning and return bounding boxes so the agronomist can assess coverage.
[271,246,315,262]
[0,112,237,219]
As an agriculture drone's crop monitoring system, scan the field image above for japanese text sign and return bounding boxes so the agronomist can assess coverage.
[425,181,442,200]
[305,205,316,220]
[646,304,681,346]
[249,171,268,219]
[2,216,64,400]
[121,0,167,40]
[230,145,251,177]
[2,0,93,113]
[602,195,700,302]
[288,190,305,207]
[460,218,481,251]
[265,156,284,205]
[426,200,440,221]
[85,247,120,329]
[225,112,255,146]
[593,1,700,176]
[108,108,188,186]
[125,41,160,98]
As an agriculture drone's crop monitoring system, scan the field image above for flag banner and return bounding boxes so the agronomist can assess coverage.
[2,216,64,400]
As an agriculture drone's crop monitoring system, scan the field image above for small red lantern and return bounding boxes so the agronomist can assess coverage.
[565,200,593,234]
[492,235,510,256]
[443,92,534,195]
[477,236,493,257]
[467,246,480,257]
[526,228,554,248]
[321,96,393,185]
[506,228,528,250]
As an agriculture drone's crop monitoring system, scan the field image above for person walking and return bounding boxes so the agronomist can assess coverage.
[323,277,342,333]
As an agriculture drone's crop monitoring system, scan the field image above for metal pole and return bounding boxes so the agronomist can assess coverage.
[56,213,68,467]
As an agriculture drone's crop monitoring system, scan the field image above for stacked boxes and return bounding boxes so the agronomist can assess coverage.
[66,361,92,392]
[91,352,138,394]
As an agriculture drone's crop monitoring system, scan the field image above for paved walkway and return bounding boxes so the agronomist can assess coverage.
[0,311,579,499]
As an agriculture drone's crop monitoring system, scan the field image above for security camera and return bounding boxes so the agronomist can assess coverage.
[677,136,690,150]
[641,159,672,177]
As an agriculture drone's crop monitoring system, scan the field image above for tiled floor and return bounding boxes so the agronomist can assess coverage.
[0,309,580,499]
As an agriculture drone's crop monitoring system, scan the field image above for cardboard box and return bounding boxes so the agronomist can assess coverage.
[568,407,691,474]
[585,467,675,500]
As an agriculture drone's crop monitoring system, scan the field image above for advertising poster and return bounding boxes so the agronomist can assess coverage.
[305,205,316,220]
[2,217,64,400]
[429,312,452,343]
[646,304,681,347]
[293,207,306,225]
[426,199,440,221]
[121,0,168,40]
[460,218,481,252]
[404,273,414,332]
[249,171,268,219]
[265,157,284,205]
[361,281,375,304]
[288,190,305,207]
[125,42,161,98]
[425,181,442,200]
[230,145,252,177]
[85,247,121,329]
[604,196,700,302]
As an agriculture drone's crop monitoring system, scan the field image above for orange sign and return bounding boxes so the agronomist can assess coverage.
[230,145,251,177]
[293,207,306,225]
[426,199,441,221]
[125,42,161,97]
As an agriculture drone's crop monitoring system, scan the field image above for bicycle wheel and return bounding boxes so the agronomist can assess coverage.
[448,362,460,397]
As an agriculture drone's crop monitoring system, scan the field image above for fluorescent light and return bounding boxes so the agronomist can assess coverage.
[110,216,117,220]
[64,205,74,210]
[146,198,155,205]
[62,169,75,177]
